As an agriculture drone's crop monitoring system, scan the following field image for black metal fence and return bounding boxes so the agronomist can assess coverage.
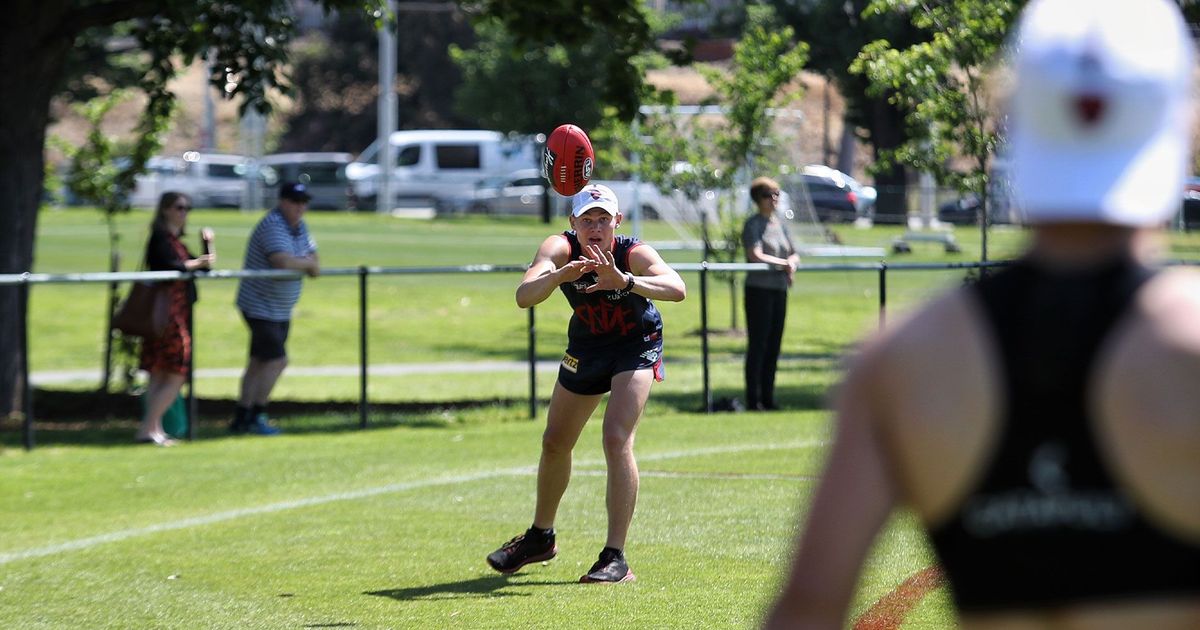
[0,260,1008,450]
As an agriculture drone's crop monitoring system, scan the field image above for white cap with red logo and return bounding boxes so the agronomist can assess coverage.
[571,184,620,217]
[1010,0,1195,226]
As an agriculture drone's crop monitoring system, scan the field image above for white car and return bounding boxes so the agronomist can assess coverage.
[180,151,256,208]
[439,169,547,215]
[128,156,192,208]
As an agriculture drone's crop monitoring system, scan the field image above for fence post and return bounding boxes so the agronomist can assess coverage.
[700,263,712,413]
[878,262,888,330]
[358,266,368,429]
[528,306,537,420]
[20,280,34,450]
[100,250,119,391]
[187,292,196,441]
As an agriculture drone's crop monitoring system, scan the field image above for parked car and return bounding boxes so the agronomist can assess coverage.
[801,165,876,220]
[938,194,983,225]
[179,151,255,208]
[938,192,1019,225]
[260,152,354,210]
[345,129,539,209]
[1182,176,1200,230]
[128,156,191,208]
[549,178,675,221]
[437,168,546,215]
[792,171,862,223]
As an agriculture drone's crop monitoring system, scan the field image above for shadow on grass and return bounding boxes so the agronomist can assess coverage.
[364,574,577,601]
[1,388,537,448]
[651,381,832,414]
[6,369,837,448]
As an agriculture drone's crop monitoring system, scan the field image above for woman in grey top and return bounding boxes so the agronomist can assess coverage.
[741,176,800,411]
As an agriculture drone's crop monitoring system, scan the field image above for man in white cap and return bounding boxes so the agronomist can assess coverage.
[486,183,686,583]
[764,0,1200,626]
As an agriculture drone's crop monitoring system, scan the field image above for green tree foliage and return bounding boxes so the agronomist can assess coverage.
[615,6,807,256]
[279,6,478,153]
[608,6,808,198]
[3,0,373,416]
[764,0,927,220]
[700,6,809,181]
[0,1,666,415]
[597,6,807,328]
[50,89,176,392]
[451,20,630,134]
[852,0,1020,259]
[472,0,658,122]
[852,0,1018,201]
[277,12,389,152]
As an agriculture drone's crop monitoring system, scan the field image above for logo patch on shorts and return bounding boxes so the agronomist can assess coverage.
[561,352,579,373]
[640,349,659,363]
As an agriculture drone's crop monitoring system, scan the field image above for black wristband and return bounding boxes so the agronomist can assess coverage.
[623,272,636,293]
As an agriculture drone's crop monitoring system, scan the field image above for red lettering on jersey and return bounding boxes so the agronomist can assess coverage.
[574,301,637,336]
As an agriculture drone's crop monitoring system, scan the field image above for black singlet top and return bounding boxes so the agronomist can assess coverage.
[929,257,1200,612]
[557,231,663,349]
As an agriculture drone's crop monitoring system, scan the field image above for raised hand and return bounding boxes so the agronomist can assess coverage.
[582,243,627,293]
[556,257,596,283]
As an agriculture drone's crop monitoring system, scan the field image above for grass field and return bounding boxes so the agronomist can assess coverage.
[1,408,959,629]
[6,208,1200,628]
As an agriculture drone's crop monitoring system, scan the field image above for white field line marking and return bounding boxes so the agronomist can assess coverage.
[573,470,818,482]
[0,439,825,566]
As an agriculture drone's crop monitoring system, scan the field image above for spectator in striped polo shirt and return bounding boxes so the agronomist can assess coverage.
[231,182,320,435]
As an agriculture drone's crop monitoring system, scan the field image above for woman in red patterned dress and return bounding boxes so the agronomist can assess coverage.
[135,192,215,446]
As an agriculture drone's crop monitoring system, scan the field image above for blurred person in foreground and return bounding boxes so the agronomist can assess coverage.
[742,176,800,411]
[764,0,1200,627]
[231,182,319,436]
[136,192,214,446]
[486,184,686,583]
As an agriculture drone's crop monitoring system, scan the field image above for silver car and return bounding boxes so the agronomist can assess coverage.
[260,152,355,210]
[440,168,547,215]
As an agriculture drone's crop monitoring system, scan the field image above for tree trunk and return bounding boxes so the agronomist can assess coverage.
[863,95,909,225]
[0,4,72,415]
[835,122,856,177]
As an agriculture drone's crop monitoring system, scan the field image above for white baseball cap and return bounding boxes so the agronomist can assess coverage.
[571,184,619,217]
[1009,0,1195,226]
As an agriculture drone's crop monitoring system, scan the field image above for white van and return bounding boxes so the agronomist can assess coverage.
[345,130,538,209]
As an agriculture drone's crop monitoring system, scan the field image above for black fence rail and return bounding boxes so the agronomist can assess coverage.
[0,260,1009,450]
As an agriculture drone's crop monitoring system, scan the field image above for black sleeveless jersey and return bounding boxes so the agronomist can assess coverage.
[557,231,663,349]
[929,257,1200,612]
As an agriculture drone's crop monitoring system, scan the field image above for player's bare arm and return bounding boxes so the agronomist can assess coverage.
[581,243,685,302]
[516,235,595,308]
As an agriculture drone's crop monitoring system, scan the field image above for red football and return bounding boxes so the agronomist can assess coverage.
[542,124,594,196]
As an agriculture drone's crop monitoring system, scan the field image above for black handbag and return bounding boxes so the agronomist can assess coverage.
[112,282,170,339]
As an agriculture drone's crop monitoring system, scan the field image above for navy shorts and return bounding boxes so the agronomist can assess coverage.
[243,314,290,361]
[557,333,665,396]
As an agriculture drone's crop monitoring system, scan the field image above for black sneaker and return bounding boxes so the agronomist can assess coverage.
[486,528,557,574]
[579,547,635,583]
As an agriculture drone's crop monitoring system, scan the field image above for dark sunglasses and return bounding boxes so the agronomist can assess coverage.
[172,204,192,212]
